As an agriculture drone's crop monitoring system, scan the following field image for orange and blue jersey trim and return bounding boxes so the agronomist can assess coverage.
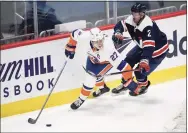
[117,60,127,71]
[86,57,112,76]
[65,44,76,52]
[65,31,78,51]
[98,64,113,76]
[143,40,155,48]
[68,34,77,46]
[152,43,169,58]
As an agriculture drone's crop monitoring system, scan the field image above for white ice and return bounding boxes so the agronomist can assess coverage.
[1,78,186,132]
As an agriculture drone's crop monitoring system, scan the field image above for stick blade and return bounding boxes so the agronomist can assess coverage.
[28,118,36,124]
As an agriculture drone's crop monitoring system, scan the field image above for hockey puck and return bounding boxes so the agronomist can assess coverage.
[46,124,52,127]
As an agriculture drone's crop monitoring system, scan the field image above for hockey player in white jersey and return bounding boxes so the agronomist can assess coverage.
[65,27,133,110]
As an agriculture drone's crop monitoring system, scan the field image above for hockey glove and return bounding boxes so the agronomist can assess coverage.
[65,44,76,59]
[139,59,150,73]
[112,32,124,45]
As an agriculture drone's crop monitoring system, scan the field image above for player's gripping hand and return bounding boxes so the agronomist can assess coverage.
[139,59,150,73]
[115,32,124,40]
[112,32,124,44]
[65,44,76,59]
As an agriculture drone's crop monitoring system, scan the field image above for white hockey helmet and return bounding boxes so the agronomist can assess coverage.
[90,27,104,49]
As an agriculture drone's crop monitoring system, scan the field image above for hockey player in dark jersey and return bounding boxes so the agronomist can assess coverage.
[109,3,169,96]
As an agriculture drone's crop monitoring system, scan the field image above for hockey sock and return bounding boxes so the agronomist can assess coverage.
[95,78,105,89]
[122,63,133,80]
[79,84,93,100]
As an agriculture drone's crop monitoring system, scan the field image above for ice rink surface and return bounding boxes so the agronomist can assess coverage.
[1,78,186,132]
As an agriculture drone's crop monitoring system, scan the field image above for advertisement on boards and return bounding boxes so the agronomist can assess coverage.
[1,55,56,103]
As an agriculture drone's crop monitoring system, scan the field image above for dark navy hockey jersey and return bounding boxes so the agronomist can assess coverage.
[114,15,169,60]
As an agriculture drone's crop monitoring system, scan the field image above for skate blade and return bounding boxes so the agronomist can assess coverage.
[111,91,127,96]
[92,90,110,98]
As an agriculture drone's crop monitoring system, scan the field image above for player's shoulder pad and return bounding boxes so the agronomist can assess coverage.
[125,15,136,27]
[71,29,84,41]
[137,15,153,32]
[72,29,83,38]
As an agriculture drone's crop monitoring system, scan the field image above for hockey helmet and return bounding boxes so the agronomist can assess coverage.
[90,27,104,49]
[131,3,147,13]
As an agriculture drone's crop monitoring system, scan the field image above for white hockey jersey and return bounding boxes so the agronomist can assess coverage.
[68,29,126,70]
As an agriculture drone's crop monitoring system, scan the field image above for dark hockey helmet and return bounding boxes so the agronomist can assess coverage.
[131,3,147,13]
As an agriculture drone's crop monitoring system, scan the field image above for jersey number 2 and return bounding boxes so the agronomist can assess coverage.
[110,52,118,61]
[147,30,151,37]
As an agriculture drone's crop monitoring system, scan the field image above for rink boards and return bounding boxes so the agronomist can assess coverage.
[0,10,186,117]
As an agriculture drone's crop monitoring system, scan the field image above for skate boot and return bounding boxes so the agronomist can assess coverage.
[93,84,110,97]
[70,97,85,110]
[111,78,131,94]
[129,81,151,96]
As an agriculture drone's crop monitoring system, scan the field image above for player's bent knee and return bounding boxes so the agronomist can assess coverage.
[122,63,133,80]
[83,73,96,88]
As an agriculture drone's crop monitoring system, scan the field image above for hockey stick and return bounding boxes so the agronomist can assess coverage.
[28,58,69,124]
[82,66,139,78]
